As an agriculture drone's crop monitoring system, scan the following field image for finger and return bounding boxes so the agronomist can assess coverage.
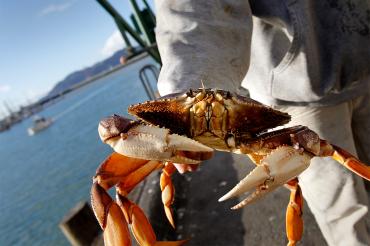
[173,163,200,174]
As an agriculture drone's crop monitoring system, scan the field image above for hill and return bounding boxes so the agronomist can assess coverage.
[46,49,131,99]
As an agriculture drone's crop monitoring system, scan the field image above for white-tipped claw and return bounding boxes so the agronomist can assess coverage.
[231,188,271,209]
[219,146,311,207]
[218,164,270,202]
[167,133,213,153]
[107,124,213,164]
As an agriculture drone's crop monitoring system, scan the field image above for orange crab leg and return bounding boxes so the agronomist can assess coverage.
[92,153,153,246]
[160,162,177,228]
[318,141,370,181]
[114,162,187,246]
[117,195,188,246]
[330,144,370,181]
[91,153,187,246]
[285,178,304,246]
[116,159,163,196]
[94,152,149,190]
[115,160,186,245]
[91,183,132,246]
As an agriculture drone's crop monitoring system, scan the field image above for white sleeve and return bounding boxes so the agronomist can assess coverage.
[155,0,253,96]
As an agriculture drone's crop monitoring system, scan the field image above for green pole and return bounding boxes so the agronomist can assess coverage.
[120,30,131,47]
[121,31,133,55]
[128,0,151,45]
[141,0,156,24]
[96,0,161,64]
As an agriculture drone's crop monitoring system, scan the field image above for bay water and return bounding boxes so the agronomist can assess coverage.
[0,56,158,245]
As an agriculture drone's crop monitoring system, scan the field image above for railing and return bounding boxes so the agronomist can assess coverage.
[139,64,160,100]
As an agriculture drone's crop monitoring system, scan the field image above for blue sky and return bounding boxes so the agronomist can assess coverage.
[0,0,153,115]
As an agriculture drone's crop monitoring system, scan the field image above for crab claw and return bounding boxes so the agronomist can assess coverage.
[98,115,213,164]
[219,146,311,209]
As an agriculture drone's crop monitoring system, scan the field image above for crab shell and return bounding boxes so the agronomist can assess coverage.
[128,88,291,151]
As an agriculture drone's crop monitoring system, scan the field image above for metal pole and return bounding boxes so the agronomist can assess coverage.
[128,0,151,45]
[141,0,156,25]
[120,30,134,56]
[121,30,132,49]
[96,0,161,64]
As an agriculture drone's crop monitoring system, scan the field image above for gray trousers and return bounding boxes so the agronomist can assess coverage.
[275,92,370,246]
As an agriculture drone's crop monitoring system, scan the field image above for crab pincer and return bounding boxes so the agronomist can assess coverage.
[218,146,312,208]
[91,114,213,246]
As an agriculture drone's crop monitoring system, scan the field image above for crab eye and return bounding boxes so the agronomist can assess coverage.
[226,134,236,148]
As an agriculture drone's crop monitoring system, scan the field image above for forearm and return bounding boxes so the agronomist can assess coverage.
[155,0,252,95]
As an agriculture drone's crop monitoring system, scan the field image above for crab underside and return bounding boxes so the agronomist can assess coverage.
[91,88,370,246]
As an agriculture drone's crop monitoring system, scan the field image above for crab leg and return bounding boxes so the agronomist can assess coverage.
[116,195,188,246]
[93,152,150,190]
[115,160,187,245]
[285,178,303,246]
[91,153,187,246]
[318,141,370,181]
[289,128,370,180]
[160,162,177,228]
[91,183,132,246]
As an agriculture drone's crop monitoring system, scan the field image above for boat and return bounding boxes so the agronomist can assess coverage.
[28,116,53,136]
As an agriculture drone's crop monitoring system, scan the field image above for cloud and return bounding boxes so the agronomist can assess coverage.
[101,30,125,57]
[39,2,72,16]
[25,88,48,103]
[0,85,11,93]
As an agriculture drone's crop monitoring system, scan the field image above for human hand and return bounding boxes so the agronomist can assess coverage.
[173,163,200,174]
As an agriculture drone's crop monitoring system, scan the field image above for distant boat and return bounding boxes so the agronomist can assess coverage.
[28,116,53,136]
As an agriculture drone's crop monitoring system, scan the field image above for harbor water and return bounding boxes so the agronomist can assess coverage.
[0,56,158,245]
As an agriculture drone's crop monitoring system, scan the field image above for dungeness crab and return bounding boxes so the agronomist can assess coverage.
[91,88,370,246]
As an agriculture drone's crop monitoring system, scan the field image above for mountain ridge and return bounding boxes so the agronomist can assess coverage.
[46,49,130,99]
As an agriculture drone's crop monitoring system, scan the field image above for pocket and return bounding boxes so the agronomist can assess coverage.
[245,0,304,102]
[272,1,302,74]
[270,1,322,102]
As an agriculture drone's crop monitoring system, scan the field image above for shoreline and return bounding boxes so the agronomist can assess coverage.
[0,53,152,133]
[67,52,150,92]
